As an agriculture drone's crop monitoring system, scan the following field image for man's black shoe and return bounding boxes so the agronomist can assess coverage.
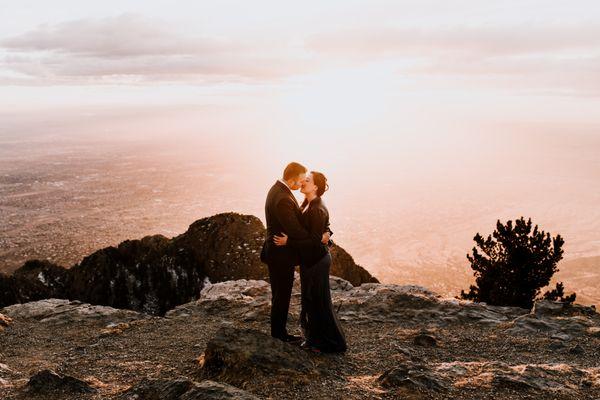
[274,334,303,343]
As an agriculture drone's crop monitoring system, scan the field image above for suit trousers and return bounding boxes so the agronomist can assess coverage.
[267,261,295,337]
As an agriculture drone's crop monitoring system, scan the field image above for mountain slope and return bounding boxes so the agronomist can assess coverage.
[0,213,378,314]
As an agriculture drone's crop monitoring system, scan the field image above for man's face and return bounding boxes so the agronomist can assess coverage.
[289,173,306,190]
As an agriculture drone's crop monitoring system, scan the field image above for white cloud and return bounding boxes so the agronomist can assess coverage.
[306,24,600,96]
[0,13,312,84]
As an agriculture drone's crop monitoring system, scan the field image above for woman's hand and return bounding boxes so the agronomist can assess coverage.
[273,233,288,246]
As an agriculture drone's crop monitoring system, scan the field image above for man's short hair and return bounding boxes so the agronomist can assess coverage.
[283,162,307,180]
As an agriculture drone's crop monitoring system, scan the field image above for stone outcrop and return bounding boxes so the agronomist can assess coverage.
[168,278,600,346]
[2,299,147,325]
[380,360,600,397]
[332,282,528,326]
[506,300,599,340]
[0,213,378,315]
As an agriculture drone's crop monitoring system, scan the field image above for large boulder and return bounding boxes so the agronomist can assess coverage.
[172,213,268,282]
[199,326,319,386]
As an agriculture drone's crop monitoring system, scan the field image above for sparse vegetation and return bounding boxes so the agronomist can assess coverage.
[460,217,575,309]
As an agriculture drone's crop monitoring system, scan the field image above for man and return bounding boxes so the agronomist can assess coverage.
[260,162,331,342]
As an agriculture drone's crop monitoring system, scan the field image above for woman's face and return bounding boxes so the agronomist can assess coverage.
[300,173,317,195]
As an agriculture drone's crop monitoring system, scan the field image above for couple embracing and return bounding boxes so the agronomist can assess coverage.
[260,162,347,354]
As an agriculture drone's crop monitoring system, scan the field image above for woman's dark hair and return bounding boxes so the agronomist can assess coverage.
[301,171,329,209]
[311,171,329,197]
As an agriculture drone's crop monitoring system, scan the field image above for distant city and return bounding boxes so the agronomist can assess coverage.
[1,136,598,305]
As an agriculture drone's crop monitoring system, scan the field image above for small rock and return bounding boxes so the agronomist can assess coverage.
[0,313,12,331]
[0,363,16,387]
[414,334,437,347]
[492,373,538,391]
[183,380,260,400]
[100,322,130,337]
[121,377,259,400]
[581,378,593,388]
[587,327,600,337]
[547,340,567,351]
[2,299,146,325]
[26,369,97,394]
[550,332,571,341]
[569,344,584,355]
[379,362,447,392]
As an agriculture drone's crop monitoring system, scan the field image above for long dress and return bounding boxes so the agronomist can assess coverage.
[288,197,347,353]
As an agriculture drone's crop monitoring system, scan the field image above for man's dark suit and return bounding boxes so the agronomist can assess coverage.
[260,180,311,338]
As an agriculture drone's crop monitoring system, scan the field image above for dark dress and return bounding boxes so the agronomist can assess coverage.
[287,197,347,353]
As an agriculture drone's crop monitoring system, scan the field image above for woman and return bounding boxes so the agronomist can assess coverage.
[273,171,347,354]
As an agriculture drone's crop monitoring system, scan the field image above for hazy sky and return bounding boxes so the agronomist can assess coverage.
[1,1,599,287]
[2,1,600,164]
[2,2,600,110]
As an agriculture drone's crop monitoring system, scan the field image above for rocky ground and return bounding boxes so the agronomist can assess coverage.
[1,276,599,399]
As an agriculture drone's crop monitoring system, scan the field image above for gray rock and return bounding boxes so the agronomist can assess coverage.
[533,300,597,318]
[166,280,271,319]
[333,283,527,326]
[433,360,594,396]
[121,378,258,400]
[569,344,585,355]
[506,300,599,339]
[1,298,147,325]
[414,334,437,347]
[379,362,448,391]
[551,332,572,341]
[182,380,260,400]
[329,276,354,292]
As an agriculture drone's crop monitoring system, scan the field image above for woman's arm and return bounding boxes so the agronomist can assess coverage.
[285,208,327,250]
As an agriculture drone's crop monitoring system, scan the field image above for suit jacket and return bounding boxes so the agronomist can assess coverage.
[260,180,308,267]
